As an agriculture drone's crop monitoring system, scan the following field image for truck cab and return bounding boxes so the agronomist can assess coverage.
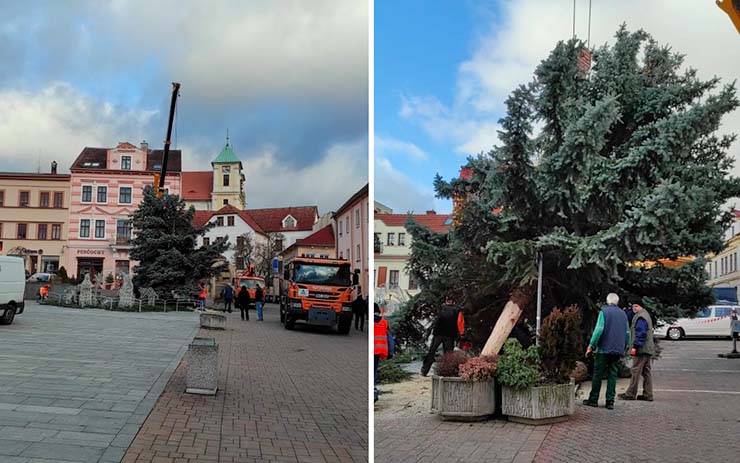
[279,257,359,334]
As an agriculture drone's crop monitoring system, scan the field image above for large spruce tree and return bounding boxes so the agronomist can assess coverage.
[130,186,229,296]
[404,26,740,347]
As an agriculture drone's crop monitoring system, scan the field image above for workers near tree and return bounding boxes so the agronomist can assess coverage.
[374,303,394,402]
[420,297,465,377]
[583,293,630,410]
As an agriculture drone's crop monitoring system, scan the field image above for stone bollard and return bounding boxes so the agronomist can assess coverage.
[200,311,227,330]
[186,337,218,395]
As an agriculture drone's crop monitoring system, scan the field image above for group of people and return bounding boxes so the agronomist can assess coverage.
[584,292,655,409]
[219,282,264,321]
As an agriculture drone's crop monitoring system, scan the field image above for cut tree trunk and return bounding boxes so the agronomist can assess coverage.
[481,287,533,356]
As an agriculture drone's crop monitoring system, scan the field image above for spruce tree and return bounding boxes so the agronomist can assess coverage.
[405,26,740,347]
[130,186,229,296]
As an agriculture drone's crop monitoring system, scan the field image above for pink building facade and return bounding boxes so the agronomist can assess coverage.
[63,142,182,280]
[334,183,369,297]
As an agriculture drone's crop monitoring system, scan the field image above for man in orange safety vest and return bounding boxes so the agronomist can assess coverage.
[374,303,394,402]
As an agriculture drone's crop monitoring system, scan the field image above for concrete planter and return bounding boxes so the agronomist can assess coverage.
[501,380,575,425]
[186,337,218,395]
[200,311,226,330]
[430,376,497,421]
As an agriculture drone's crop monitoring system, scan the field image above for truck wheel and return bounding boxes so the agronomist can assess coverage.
[1,304,16,325]
[338,318,351,335]
[285,316,295,330]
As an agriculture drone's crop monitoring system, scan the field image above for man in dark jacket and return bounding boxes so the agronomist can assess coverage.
[420,300,465,377]
[353,293,366,331]
[237,286,250,321]
[255,285,264,321]
[584,293,630,409]
[619,303,655,402]
[222,284,234,313]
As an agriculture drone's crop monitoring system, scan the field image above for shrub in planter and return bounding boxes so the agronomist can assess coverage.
[459,355,498,382]
[497,308,582,424]
[433,351,469,377]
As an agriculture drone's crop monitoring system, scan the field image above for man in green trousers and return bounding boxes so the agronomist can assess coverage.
[583,293,630,410]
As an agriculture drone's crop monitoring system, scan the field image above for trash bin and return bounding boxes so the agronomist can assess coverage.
[186,337,218,395]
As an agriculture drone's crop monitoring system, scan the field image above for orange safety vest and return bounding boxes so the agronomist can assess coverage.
[39,286,49,297]
[374,318,389,359]
[199,287,207,299]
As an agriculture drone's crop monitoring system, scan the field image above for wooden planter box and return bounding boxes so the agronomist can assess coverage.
[430,376,497,421]
[501,380,575,425]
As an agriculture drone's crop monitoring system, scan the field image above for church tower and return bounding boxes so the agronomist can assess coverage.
[211,136,246,209]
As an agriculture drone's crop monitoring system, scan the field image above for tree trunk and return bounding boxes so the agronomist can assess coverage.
[481,286,534,356]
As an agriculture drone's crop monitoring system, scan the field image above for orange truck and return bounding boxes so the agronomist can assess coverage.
[236,266,266,308]
[279,257,359,334]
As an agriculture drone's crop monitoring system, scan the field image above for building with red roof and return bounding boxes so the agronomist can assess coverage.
[278,224,336,266]
[181,138,245,211]
[374,209,452,310]
[334,183,368,296]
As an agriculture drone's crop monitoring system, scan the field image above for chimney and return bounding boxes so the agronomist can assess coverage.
[426,210,436,215]
[140,140,148,151]
[51,161,57,175]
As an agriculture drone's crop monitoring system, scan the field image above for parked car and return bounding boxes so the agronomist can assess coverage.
[1,256,26,325]
[654,305,740,340]
[27,272,54,282]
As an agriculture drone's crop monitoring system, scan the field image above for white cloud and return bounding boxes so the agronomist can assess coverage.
[0,82,156,172]
[242,138,367,213]
[401,0,740,165]
[375,135,427,160]
[374,154,436,214]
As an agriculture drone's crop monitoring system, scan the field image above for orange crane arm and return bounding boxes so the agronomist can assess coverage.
[717,0,740,35]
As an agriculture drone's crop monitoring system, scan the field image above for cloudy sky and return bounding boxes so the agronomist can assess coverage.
[0,0,368,213]
[375,0,740,214]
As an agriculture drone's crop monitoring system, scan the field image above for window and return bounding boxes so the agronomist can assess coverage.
[94,220,105,238]
[81,186,92,203]
[283,216,296,228]
[339,220,343,236]
[345,217,349,233]
[40,192,50,208]
[0,190,4,207]
[223,173,230,187]
[355,208,360,228]
[51,224,61,240]
[121,156,131,170]
[695,308,712,318]
[38,224,48,240]
[116,260,130,276]
[374,233,382,253]
[236,256,245,269]
[715,307,733,317]
[223,199,229,205]
[398,233,406,246]
[389,270,400,289]
[714,261,718,279]
[97,186,107,203]
[19,191,29,207]
[356,244,361,262]
[116,220,132,244]
[227,216,234,226]
[387,233,395,246]
[119,187,132,204]
[79,219,90,238]
[222,166,231,187]
[54,192,63,208]
[216,216,224,227]
[17,223,27,239]
[409,273,418,290]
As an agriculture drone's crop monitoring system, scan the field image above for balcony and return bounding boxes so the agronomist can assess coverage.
[111,235,133,249]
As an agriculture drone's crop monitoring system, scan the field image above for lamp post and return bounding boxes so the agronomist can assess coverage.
[536,252,543,346]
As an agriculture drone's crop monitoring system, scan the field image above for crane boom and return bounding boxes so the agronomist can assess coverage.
[718,0,740,35]
[156,82,181,198]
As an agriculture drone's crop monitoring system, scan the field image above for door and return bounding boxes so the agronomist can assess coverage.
[76,258,104,282]
[686,307,713,336]
[712,306,734,336]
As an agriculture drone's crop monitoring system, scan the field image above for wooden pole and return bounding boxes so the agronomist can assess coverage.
[481,287,534,357]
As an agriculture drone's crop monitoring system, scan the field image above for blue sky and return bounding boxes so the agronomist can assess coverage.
[0,0,368,213]
[374,0,740,214]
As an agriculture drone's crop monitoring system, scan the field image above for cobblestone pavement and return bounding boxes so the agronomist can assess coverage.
[123,303,368,463]
[0,303,199,463]
[534,339,740,463]
[376,339,740,463]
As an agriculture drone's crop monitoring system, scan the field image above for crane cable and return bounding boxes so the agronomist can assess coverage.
[573,0,594,47]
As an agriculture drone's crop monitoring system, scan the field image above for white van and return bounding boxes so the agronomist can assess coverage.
[654,305,739,340]
[0,256,26,325]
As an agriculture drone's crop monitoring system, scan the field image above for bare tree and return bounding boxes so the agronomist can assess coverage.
[253,232,285,278]
[233,232,255,270]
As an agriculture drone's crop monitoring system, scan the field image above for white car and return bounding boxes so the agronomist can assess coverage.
[27,272,54,282]
[655,305,739,340]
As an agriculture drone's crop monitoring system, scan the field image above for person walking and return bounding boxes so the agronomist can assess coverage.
[237,285,250,321]
[420,299,464,377]
[619,303,655,402]
[222,283,234,313]
[374,303,395,402]
[255,284,264,321]
[584,293,631,410]
[198,283,207,310]
[353,293,366,331]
